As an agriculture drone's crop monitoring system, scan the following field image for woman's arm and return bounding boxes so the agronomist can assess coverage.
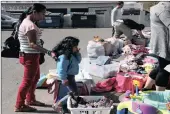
[26,29,53,56]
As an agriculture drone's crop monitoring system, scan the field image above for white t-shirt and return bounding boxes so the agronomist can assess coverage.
[18,18,42,53]
[111,6,122,26]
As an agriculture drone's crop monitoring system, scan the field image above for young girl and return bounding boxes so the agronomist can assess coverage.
[52,36,81,95]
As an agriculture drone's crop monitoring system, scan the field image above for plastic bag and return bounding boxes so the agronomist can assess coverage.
[88,62,120,78]
[87,41,105,58]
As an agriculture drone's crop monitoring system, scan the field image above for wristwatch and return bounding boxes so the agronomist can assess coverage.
[47,50,51,56]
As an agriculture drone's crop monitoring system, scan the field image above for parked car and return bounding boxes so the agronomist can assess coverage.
[1,14,18,29]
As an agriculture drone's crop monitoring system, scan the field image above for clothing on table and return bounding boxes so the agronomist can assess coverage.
[15,54,40,108]
[56,53,81,80]
[149,2,170,61]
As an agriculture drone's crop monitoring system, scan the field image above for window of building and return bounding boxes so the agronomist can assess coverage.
[71,8,88,12]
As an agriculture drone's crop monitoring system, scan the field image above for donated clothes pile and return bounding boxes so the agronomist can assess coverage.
[79,30,165,93]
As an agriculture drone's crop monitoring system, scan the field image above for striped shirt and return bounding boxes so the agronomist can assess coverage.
[18,18,42,53]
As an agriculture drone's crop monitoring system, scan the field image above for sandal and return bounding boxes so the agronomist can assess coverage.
[26,100,46,106]
[14,105,37,112]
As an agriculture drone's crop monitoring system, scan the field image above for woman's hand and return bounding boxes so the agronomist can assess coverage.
[51,52,56,58]
[47,51,57,59]
[62,79,69,86]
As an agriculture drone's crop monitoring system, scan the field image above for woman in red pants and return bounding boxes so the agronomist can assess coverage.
[14,3,55,112]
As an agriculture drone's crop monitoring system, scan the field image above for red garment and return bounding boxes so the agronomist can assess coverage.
[15,54,40,108]
[114,72,147,93]
[92,77,116,92]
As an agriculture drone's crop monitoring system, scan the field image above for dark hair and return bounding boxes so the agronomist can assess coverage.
[18,3,46,25]
[139,24,145,30]
[52,36,80,60]
[117,1,124,5]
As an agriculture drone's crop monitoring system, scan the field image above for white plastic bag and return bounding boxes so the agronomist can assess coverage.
[88,62,120,78]
[105,38,124,56]
[81,58,120,78]
[87,41,105,58]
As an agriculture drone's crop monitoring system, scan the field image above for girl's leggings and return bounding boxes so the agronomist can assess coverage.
[67,75,78,95]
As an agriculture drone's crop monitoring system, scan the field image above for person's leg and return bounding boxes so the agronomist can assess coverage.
[67,75,78,95]
[155,57,170,91]
[112,26,115,37]
[113,22,123,39]
[15,54,38,111]
[119,23,133,41]
[26,58,39,103]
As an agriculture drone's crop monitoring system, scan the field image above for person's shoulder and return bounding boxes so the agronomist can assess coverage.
[22,19,34,25]
[112,7,118,11]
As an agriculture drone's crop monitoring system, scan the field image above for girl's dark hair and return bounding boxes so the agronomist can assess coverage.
[52,36,80,60]
[18,3,46,25]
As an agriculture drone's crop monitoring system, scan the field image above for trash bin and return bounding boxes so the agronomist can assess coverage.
[38,13,64,28]
[71,12,96,28]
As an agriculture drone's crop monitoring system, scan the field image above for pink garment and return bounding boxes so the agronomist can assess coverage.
[114,72,146,93]
[143,58,157,64]
[92,77,116,92]
[127,45,149,55]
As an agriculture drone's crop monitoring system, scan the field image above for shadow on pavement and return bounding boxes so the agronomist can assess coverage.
[31,110,56,113]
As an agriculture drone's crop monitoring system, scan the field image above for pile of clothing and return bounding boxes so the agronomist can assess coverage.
[70,95,113,108]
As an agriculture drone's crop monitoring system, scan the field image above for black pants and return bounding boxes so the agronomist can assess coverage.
[149,56,170,87]
[67,75,78,95]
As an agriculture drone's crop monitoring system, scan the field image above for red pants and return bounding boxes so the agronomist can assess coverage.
[15,53,40,108]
